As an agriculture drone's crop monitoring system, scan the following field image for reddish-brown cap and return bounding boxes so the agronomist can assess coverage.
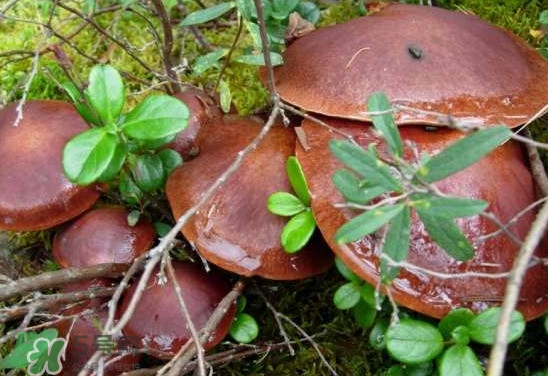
[0,100,100,231]
[52,207,155,268]
[120,261,236,358]
[56,306,142,375]
[166,115,333,280]
[296,117,548,320]
[166,87,221,160]
[270,3,548,127]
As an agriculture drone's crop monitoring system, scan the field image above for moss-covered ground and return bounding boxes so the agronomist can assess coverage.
[1,1,548,375]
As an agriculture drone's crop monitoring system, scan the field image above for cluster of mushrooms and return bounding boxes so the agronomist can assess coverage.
[2,2,548,374]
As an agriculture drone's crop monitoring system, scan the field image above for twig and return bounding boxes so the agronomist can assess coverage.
[486,200,548,376]
[215,15,243,90]
[0,264,128,301]
[253,0,277,98]
[524,128,548,196]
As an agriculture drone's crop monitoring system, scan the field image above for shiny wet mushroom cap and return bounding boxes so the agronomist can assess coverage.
[120,261,236,358]
[296,117,548,320]
[0,100,100,231]
[52,206,155,268]
[166,116,333,280]
[270,3,548,127]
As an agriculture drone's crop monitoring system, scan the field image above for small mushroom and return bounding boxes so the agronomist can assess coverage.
[269,3,548,127]
[52,206,155,268]
[166,87,221,160]
[0,100,100,231]
[166,115,333,280]
[296,117,548,320]
[120,261,236,359]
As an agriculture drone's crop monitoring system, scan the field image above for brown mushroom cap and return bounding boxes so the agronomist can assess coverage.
[296,117,548,320]
[0,100,100,231]
[166,87,221,160]
[52,207,155,268]
[270,3,548,127]
[120,261,236,359]
[166,116,333,280]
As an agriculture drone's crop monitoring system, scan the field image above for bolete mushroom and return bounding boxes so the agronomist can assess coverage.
[166,115,333,280]
[296,117,548,320]
[0,100,100,231]
[52,206,155,268]
[120,261,236,358]
[270,3,548,127]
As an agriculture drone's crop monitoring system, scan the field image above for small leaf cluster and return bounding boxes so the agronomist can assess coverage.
[331,92,511,282]
[267,156,316,253]
[0,329,61,372]
[332,257,380,329]
[375,308,526,376]
[62,65,188,203]
[229,295,259,343]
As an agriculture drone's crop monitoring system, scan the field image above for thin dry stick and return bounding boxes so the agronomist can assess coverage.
[486,200,548,376]
[524,128,548,196]
[253,0,276,97]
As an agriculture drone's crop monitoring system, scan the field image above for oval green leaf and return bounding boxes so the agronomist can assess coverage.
[367,92,403,158]
[334,257,362,283]
[286,156,311,206]
[180,2,236,26]
[438,308,475,340]
[62,81,100,125]
[333,282,361,310]
[229,313,259,343]
[369,320,389,350]
[468,307,525,345]
[132,154,166,193]
[63,128,119,185]
[332,170,386,204]
[280,210,316,253]
[267,192,306,216]
[158,149,183,175]
[85,64,124,124]
[353,300,376,328]
[119,170,143,205]
[122,95,189,140]
[97,142,126,182]
[438,345,483,376]
[386,319,444,364]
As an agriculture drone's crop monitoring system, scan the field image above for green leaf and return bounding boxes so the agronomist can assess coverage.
[359,283,376,306]
[353,300,376,328]
[180,2,236,26]
[544,313,548,336]
[438,308,475,340]
[332,170,386,204]
[381,206,411,282]
[234,52,284,66]
[229,313,259,343]
[416,209,474,261]
[0,338,35,369]
[85,65,125,124]
[162,0,177,11]
[335,204,405,244]
[158,149,183,175]
[286,156,311,206]
[236,295,247,313]
[219,80,232,113]
[132,154,166,192]
[193,48,228,75]
[271,0,299,20]
[334,257,362,283]
[540,10,548,25]
[386,365,405,376]
[236,0,256,20]
[280,210,316,253]
[386,319,444,364]
[154,222,171,237]
[369,320,389,350]
[438,345,483,376]
[127,210,140,227]
[245,21,263,50]
[407,362,434,376]
[97,142,126,182]
[63,128,119,185]
[410,194,488,218]
[333,282,361,310]
[416,126,511,183]
[329,139,402,192]
[119,170,143,204]
[62,81,100,125]
[451,326,470,346]
[468,307,525,345]
[267,192,306,216]
[122,95,189,140]
[296,1,320,24]
[367,92,403,158]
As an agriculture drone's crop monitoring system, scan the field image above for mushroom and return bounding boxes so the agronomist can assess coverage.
[166,87,221,160]
[52,206,155,268]
[119,261,236,358]
[165,115,333,280]
[269,3,548,127]
[0,100,100,231]
[296,117,548,320]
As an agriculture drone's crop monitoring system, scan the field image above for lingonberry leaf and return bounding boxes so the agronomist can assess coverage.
[132,154,166,193]
[85,65,124,124]
[333,282,361,310]
[386,319,444,364]
[229,313,259,343]
[468,307,525,345]
[438,345,483,376]
[438,308,475,340]
[267,192,306,216]
[280,209,316,253]
[286,156,311,206]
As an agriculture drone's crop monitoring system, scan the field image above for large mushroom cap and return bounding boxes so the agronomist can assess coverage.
[166,115,333,280]
[52,206,155,268]
[270,3,548,127]
[120,261,236,358]
[0,100,100,231]
[296,117,548,320]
